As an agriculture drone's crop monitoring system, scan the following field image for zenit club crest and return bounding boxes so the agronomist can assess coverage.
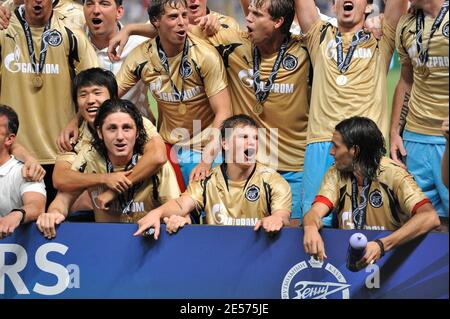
[44,30,62,47]
[245,185,260,202]
[281,257,350,299]
[443,22,449,39]
[369,190,383,208]
[282,54,298,71]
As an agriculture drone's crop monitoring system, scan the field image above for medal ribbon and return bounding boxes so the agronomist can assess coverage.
[252,36,289,103]
[16,6,52,76]
[416,0,449,67]
[351,177,372,230]
[335,29,370,74]
[106,153,140,215]
[156,36,190,103]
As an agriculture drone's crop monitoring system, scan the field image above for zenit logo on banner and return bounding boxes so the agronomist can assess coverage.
[281,257,351,299]
[0,243,79,296]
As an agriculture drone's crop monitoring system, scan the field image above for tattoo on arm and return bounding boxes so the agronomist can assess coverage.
[399,91,410,136]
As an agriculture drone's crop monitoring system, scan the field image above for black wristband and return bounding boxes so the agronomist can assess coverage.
[10,208,26,224]
[374,239,385,258]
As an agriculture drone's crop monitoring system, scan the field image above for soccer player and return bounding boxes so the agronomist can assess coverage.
[116,0,232,190]
[36,99,181,239]
[53,68,166,212]
[302,117,440,264]
[134,114,291,239]
[0,0,98,206]
[187,0,309,226]
[0,104,46,239]
[294,0,408,226]
[390,0,448,230]
[0,0,85,29]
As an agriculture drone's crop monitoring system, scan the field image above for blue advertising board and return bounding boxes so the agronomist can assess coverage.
[0,223,448,299]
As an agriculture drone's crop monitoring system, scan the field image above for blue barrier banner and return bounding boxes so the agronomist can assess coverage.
[0,223,448,299]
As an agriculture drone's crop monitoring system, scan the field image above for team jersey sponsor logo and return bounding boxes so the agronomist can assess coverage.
[4,46,60,74]
[407,41,450,67]
[281,257,350,299]
[369,190,383,208]
[325,40,373,61]
[282,54,298,71]
[238,69,295,94]
[211,203,259,226]
[245,185,260,202]
[149,76,203,102]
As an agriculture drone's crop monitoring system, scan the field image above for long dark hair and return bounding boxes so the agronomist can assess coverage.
[335,116,386,181]
[93,99,148,158]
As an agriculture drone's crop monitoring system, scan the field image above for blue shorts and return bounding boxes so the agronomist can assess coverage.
[303,142,335,226]
[279,171,303,219]
[403,130,449,218]
[177,148,223,187]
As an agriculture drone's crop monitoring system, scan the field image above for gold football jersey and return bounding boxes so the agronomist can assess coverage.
[1,0,85,29]
[71,146,181,223]
[187,163,292,226]
[210,10,241,30]
[0,9,98,164]
[193,27,310,171]
[304,20,396,144]
[396,12,449,136]
[116,34,229,151]
[315,157,430,231]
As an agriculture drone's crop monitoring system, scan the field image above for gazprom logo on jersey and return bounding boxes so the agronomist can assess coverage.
[281,257,350,299]
[0,243,79,296]
[4,46,60,74]
[238,69,295,94]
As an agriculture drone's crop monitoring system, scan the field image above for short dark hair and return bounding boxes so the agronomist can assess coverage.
[253,0,295,35]
[335,116,386,181]
[220,114,258,139]
[93,99,148,157]
[72,68,118,107]
[148,0,187,25]
[0,104,19,135]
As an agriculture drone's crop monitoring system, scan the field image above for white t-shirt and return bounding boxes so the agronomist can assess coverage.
[0,156,46,217]
[89,27,152,119]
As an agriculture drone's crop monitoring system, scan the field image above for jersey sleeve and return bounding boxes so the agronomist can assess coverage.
[268,172,292,213]
[186,179,205,210]
[303,19,326,65]
[395,14,413,66]
[393,168,430,218]
[379,20,397,70]
[195,40,228,98]
[157,162,181,204]
[143,117,159,140]
[116,41,150,94]
[315,166,341,210]
[71,28,99,72]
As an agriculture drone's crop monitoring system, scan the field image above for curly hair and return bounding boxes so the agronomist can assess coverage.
[92,99,148,158]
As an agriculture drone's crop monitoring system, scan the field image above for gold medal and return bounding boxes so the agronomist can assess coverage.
[336,74,348,86]
[178,103,187,115]
[32,74,43,89]
[253,102,264,115]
